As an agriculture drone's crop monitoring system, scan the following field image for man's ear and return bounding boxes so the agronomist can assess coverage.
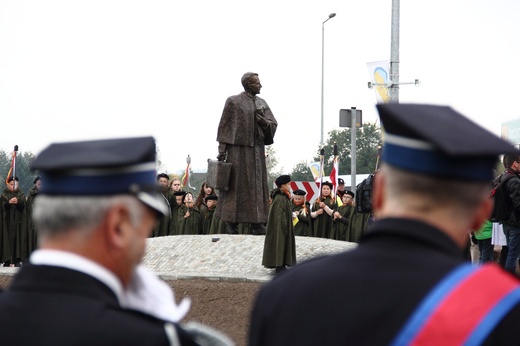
[372,171,385,218]
[104,205,131,250]
[471,196,493,233]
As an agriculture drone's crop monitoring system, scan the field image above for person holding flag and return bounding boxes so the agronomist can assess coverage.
[1,145,26,266]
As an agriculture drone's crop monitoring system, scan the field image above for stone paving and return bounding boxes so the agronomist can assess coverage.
[144,234,357,282]
[0,235,358,282]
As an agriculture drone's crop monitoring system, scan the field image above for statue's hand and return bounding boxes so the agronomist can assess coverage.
[256,114,268,127]
[217,152,226,162]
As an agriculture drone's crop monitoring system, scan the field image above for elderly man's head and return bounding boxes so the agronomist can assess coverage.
[30,136,167,287]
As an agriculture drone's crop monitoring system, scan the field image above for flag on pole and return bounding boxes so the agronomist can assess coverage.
[367,60,391,103]
[330,143,339,197]
[5,145,18,184]
[181,155,190,188]
[319,148,325,198]
[308,161,323,182]
[329,156,339,198]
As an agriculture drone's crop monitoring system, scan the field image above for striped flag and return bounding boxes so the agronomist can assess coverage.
[181,158,190,188]
[5,145,18,184]
[329,155,339,197]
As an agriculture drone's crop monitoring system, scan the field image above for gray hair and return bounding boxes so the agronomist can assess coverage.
[382,164,489,217]
[33,195,145,238]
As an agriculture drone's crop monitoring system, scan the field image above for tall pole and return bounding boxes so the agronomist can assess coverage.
[350,108,356,190]
[390,0,400,103]
[321,13,336,147]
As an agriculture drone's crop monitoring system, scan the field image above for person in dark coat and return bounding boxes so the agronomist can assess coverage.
[0,137,231,345]
[332,190,355,241]
[151,173,171,237]
[215,72,277,235]
[249,104,520,346]
[169,191,186,236]
[25,176,41,256]
[292,189,311,237]
[310,181,337,239]
[1,177,26,266]
[177,192,202,235]
[262,175,296,274]
[202,194,218,234]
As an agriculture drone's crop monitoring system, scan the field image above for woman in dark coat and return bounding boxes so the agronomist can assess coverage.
[262,175,296,274]
[177,192,202,235]
[311,181,337,239]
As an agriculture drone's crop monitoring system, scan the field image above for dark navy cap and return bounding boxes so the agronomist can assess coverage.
[345,190,355,198]
[338,178,345,185]
[30,137,168,215]
[275,174,291,186]
[205,194,218,201]
[156,173,169,180]
[321,181,333,189]
[376,104,518,181]
[293,189,307,196]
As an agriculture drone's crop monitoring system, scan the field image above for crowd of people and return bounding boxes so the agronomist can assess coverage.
[2,68,520,346]
[150,174,372,244]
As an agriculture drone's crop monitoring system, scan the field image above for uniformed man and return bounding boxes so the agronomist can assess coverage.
[249,104,520,345]
[0,137,231,345]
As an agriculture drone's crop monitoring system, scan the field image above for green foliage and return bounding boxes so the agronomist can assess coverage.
[0,149,37,194]
[266,146,282,189]
[312,122,383,175]
[290,161,314,181]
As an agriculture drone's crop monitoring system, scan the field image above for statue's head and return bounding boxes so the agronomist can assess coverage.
[241,72,261,94]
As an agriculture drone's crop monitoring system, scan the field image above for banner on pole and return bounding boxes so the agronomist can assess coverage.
[367,60,391,103]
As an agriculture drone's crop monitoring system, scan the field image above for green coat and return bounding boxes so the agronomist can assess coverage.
[151,192,170,237]
[346,211,371,243]
[312,196,337,239]
[333,205,354,241]
[168,202,182,235]
[202,206,213,235]
[25,187,39,255]
[262,188,296,268]
[293,202,311,236]
[178,206,202,235]
[1,188,26,263]
[208,210,227,234]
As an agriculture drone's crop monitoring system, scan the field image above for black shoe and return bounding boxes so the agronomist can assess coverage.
[251,224,266,235]
[225,222,238,234]
[275,266,287,274]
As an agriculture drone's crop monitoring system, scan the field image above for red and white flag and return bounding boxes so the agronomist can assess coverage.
[182,156,190,188]
[329,155,339,198]
[5,145,18,185]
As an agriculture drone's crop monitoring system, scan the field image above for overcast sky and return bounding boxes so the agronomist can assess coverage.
[1,0,519,174]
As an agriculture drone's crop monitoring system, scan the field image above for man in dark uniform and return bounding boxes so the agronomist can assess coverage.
[249,104,520,345]
[216,72,278,235]
[152,172,171,237]
[0,137,230,345]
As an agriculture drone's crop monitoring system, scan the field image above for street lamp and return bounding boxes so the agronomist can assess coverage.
[321,13,336,147]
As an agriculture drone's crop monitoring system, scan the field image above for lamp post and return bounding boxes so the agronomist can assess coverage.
[321,13,336,148]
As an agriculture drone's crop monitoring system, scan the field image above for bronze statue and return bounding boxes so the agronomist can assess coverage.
[215,72,278,234]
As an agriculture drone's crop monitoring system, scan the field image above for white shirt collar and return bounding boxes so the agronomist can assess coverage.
[30,249,125,305]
